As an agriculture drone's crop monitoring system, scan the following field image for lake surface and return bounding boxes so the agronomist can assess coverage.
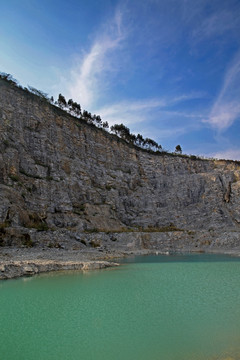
[0,254,240,360]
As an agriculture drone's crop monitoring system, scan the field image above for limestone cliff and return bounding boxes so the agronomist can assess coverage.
[1,78,240,249]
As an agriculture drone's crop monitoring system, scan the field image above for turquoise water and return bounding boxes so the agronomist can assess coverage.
[0,254,240,360]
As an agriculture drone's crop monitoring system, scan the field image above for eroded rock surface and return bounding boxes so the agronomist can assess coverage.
[0,78,240,252]
[0,259,118,280]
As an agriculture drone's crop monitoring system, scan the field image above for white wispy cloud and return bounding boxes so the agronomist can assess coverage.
[204,52,240,131]
[94,92,204,129]
[139,124,194,143]
[66,8,126,109]
[212,149,240,161]
[169,91,207,104]
[192,9,240,42]
[94,98,166,128]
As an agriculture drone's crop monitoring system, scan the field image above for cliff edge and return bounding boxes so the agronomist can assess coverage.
[1,78,240,252]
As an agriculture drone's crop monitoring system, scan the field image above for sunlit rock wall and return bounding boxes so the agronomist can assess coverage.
[1,78,240,240]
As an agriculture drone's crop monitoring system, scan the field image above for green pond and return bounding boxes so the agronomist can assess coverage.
[0,254,240,360]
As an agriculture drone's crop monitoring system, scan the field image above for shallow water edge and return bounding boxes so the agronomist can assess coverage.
[1,245,240,280]
[1,253,240,360]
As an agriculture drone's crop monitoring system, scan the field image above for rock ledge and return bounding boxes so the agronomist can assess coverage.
[0,259,118,280]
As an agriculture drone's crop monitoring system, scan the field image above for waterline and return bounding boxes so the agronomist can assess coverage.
[0,254,240,360]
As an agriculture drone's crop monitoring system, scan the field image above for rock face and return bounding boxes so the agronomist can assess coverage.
[0,259,118,280]
[0,79,240,249]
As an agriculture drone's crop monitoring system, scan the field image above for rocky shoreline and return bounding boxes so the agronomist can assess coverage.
[1,79,240,281]
[1,241,240,280]
[0,258,119,280]
[0,248,122,280]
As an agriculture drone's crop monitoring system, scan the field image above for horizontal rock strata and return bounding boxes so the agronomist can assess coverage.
[0,78,240,253]
[0,259,118,280]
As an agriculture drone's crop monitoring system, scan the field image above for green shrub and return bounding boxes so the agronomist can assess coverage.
[32,222,49,231]
[47,242,63,248]
[73,204,85,215]
[141,224,183,232]
[26,214,49,231]
[84,228,99,233]
[9,174,20,182]
[22,234,34,248]
[0,221,10,231]
[3,140,9,147]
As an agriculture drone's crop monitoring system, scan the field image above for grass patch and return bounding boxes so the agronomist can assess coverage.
[27,222,49,231]
[22,234,34,248]
[0,221,11,231]
[47,242,63,249]
[8,174,20,182]
[3,140,10,147]
[105,184,116,191]
[141,224,184,232]
[73,204,85,215]
[84,228,99,233]
[103,225,184,233]
[105,227,135,234]
[26,214,49,231]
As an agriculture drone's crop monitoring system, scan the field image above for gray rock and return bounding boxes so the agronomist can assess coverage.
[0,78,240,251]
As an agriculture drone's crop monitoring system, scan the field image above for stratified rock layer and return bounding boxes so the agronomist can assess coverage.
[0,259,118,280]
[0,78,240,250]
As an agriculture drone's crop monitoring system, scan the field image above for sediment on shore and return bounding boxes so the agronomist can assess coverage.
[0,256,119,280]
[1,228,240,280]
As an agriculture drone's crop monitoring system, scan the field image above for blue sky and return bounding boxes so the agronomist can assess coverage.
[1,0,240,159]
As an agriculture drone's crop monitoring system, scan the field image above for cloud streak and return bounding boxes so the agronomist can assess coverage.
[212,149,240,161]
[67,8,125,109]
[204,52,240,131]
[95,92,205,143]
[192,9,240,42]
[62,1,240,158]
[95,98,166,128]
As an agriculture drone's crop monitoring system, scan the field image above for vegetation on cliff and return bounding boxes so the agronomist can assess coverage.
[0,72,184,155]
[1,71,240,249]
[1,72,240,165]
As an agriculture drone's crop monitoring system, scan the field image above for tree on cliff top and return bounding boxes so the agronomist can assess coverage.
[57,94,67,109]
[68,99,81,117]
[28,86,49,100]
[0,72,184,156]
[175,145,182,154]
[110,124,133,143]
